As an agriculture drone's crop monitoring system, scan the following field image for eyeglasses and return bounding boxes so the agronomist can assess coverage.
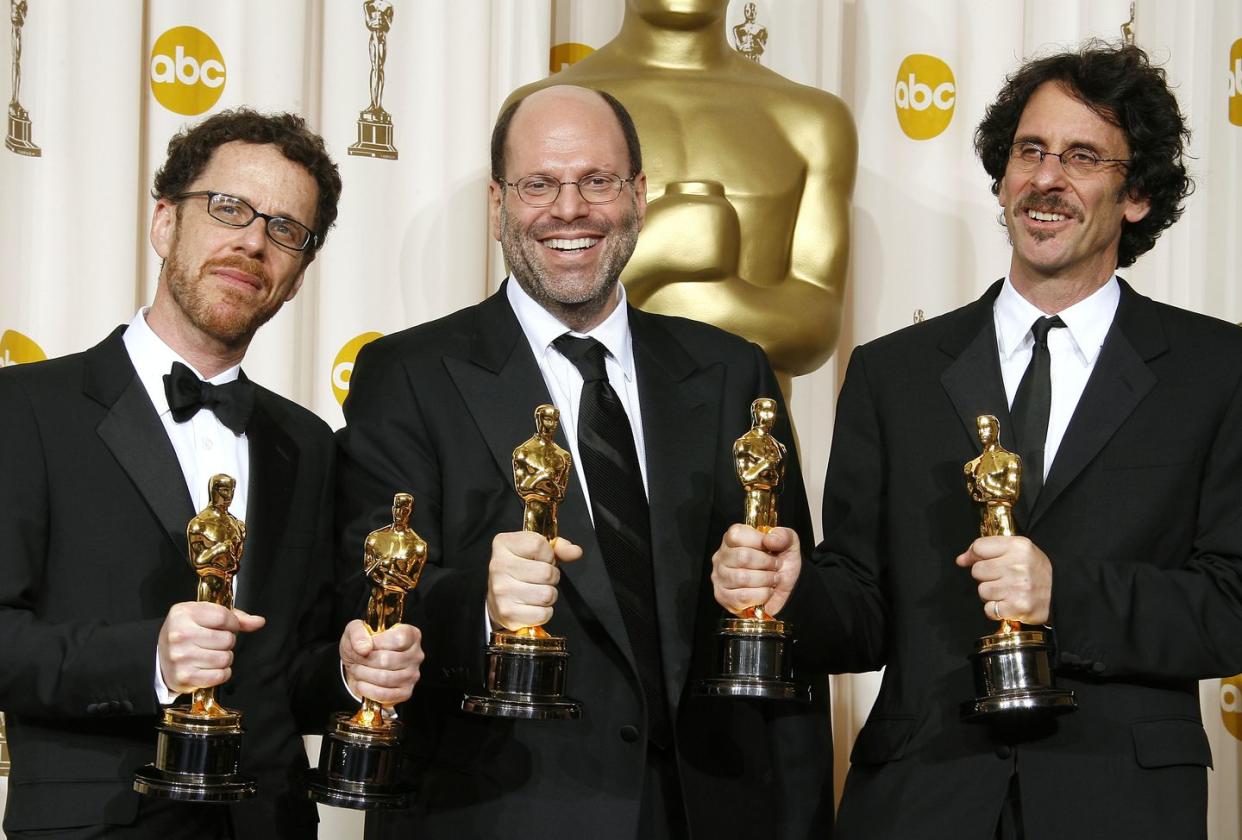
[175,191,318,252]
[1008,142,1129,179]
[498,172,634,207]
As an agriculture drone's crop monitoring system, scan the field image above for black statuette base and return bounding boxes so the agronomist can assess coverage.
[305,713,411,810]
[694,615,811,703]
[962,628,1077,722]
[461,631,582,721]
[133,709,256,802]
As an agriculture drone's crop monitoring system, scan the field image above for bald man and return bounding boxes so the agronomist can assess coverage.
[337,86,831,839]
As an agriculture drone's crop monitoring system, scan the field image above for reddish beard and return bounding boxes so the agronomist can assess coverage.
[164,252,279,346]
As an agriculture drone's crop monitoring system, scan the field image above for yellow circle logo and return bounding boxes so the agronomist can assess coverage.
[1222,674,1242,739]
[894,53,956,141]
[0,329,47,367]
[550,42,594,74]
[149,26,227,116]
[1229,38,1242,127]
[332,332,383,406]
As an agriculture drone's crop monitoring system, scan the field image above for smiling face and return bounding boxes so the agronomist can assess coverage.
[998,82,1150,300]
[489,86,647,332]
[148,141,318,354]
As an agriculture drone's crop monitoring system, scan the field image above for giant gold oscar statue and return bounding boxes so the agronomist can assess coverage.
[134,474,257,800]
[308,492,425,810]
[961,416,1076,720]
[504,0,857,397]
[462,405,583,720]
[695,398,808,701]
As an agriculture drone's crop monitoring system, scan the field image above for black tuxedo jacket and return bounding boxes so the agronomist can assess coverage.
[0,327,351,837]
[336,287,833,839]
[784,280,1242,839]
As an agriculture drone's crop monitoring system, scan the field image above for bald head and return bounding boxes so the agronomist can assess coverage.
[490,85,642,183]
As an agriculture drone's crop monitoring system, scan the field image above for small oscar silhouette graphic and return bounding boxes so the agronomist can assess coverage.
[348,0,397,160]
[7,0,41,156]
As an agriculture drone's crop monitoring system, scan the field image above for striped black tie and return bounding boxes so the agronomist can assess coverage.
[553,334,671,748]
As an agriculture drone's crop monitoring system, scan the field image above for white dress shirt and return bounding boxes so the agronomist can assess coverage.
[122,308,249,702]
[506,277,650,508]
[993,276,1120,480]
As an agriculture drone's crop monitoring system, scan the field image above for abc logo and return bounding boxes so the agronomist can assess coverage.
[150,26,226,116]
[1229,38,1242,128]
[894,54,956,141]
[332,332,384,406]
[0,329,46,367]
[549,42,595,74]
[1222,674,1242,740]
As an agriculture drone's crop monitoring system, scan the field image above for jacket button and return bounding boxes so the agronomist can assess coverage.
[619,725,640,743]
[995,744,1012,759]
[85,703,100,715]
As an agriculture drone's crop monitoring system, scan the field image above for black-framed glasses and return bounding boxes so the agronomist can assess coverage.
[175,191,319,252]
[1008,142,1130,178]
[498,172,634,207]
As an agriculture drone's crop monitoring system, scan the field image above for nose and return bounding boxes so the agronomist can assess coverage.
[1029,151,1068,191]
[549,181,590,222]
[232,216,269,255]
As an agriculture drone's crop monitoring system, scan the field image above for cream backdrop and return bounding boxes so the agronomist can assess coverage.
[1,1,1239,837]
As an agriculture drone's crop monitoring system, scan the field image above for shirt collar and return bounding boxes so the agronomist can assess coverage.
[994,275,1119,366]
[122,308,243,417]
[506,277,636,381]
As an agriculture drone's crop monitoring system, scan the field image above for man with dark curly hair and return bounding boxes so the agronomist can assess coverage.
[0,109,422,837]
[715,40,1242,839]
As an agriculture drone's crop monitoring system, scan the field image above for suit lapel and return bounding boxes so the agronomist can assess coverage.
[235,392,298,613]
[939,282,1014,452]
[89,328,194,556]
[443,290,631,655]
[1029,281,1162,527]
[629,308,719,703]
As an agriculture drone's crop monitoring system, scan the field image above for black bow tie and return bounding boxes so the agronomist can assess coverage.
[162,361,254,435]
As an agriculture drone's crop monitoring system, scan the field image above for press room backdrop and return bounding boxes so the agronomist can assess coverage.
[1,1,1239,836]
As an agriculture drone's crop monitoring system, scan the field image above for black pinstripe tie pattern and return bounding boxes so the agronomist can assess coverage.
[553,334,670,747]
[1012,315,1066,517]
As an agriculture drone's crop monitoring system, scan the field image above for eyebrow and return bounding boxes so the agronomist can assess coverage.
[1013,134,1108,156]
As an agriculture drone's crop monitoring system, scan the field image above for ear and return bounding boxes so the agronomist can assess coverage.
[1123,190,1151,224]
[284,269,307,302]
[488,180,504,242]
[150,198,178,259]
[632,171,648,231]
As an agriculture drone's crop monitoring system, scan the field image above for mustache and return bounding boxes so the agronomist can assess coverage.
[527,219,614,238]
[202,255,271,286]
[1016,194,1081,221]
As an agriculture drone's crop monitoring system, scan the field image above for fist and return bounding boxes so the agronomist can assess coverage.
[486,531,582,631]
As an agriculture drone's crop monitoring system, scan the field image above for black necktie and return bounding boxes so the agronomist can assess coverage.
[553,334,671,748]
[162,361,254,435]
[1010,316,1066,515]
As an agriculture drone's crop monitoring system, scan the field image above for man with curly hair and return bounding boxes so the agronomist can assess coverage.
[715,40,1242,839]
[0,109,422,837]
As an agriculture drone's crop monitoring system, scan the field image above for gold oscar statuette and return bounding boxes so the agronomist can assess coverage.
[134,474,258,801]
[961,416,1076,720]
[7,0,41,156]
[307,492,425,810]
[462,405,583,720]
[348,0,398,159]
[695,398,810,701]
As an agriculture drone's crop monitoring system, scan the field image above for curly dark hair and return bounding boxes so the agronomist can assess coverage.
[152,108,342,252]
[974,40,1192,268]
[490,87,643,181]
